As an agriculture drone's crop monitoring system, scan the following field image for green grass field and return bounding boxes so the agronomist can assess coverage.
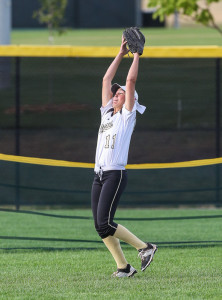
[0,208,222,299]
[11,27,222,46]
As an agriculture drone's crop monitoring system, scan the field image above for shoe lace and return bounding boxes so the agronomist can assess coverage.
[138,250,144,259]
[138,248,153,259]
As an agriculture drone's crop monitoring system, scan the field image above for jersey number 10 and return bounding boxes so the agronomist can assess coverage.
[105,134,116,149]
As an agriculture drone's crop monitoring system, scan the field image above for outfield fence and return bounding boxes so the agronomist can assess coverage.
[0,154,221,209]
[0,46,221,208]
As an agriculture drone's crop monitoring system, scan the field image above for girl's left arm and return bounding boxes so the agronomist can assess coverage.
[125,53,140,112]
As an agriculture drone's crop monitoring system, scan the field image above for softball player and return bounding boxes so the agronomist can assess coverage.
[91,36,157,278]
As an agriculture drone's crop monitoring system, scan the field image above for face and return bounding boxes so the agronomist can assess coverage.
[112,88,125,110]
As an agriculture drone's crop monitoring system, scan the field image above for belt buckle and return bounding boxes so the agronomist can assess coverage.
[98,167,103,180]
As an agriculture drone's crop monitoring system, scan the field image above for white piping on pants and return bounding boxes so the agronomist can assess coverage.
[108,170,123,230]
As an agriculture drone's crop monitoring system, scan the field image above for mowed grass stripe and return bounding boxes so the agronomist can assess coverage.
[11,27,222,46]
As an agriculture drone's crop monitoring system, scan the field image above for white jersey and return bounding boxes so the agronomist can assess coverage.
[94,99,146,173]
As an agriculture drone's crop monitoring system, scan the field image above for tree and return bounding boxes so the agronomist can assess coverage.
[148,0,222,35]
[33,0,68,44]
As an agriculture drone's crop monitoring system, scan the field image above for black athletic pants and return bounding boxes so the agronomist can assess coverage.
[91,170,127,239]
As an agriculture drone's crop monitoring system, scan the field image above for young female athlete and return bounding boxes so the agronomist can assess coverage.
[91,35,157,278]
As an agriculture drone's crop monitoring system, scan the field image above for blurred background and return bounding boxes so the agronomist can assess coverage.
[0,0,221,208]
[8,0,222,30]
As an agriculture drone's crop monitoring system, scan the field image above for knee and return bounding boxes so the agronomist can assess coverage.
[95,221,117,239]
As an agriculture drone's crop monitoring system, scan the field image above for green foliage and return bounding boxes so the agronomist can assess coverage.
[33,0,68,37]
[148,0,222,34]
[196,8,214,25]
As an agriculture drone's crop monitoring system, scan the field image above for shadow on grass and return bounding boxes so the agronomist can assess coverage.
[1,244,222,252]
[1,208,222,221]
[0,236,221,252]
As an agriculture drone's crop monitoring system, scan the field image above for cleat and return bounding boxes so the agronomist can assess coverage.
[138,243,157,271]
[112,264,137,278]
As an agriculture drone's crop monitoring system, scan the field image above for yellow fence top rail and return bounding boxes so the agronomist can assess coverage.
[0,153,222,169]
[0,45,222,58]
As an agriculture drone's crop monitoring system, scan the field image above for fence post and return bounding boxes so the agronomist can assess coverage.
[216,58,221,206]
[216,58,221,157]
[15,57,20,210]
[0,0,11,45]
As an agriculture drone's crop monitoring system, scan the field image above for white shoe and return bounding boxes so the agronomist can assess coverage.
[138,243,157,271]
[112,264,137,278]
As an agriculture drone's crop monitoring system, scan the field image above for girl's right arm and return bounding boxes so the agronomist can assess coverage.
[102,37,128,107]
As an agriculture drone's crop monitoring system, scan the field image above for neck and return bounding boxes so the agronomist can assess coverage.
[113,107,122,114]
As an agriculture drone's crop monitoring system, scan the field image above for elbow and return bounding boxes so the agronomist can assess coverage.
[126,78,136,86]
[103,76,111,84]
[102,77,111,89]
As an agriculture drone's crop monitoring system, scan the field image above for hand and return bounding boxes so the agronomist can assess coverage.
[119,35,129,56]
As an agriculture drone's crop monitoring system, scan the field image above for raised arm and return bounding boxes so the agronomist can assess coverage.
[124,52,140,112]
[102,37,128,107]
